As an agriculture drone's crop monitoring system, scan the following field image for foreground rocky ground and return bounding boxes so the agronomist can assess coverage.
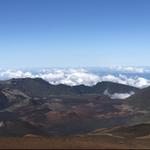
[0,135,150,149]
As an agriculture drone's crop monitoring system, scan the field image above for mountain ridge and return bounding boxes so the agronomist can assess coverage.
[0,78,139,97]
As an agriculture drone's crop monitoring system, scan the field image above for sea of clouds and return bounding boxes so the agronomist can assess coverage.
[0,67,150,89]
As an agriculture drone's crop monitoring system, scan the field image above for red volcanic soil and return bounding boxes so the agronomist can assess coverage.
[0,135,150,149]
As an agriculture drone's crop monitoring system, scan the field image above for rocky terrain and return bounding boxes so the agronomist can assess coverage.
[0,78,150,148]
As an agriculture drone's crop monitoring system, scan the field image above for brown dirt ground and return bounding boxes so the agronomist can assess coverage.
[0,135,150,149]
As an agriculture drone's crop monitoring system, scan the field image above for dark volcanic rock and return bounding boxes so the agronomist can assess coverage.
[0,78,139,97]
[0,91,9,109]
[127,86,150,111]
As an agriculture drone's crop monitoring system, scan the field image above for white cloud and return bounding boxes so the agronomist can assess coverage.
[101,74,150,88]
[32,68,99,86]
[104,89,135,99]
[110,92,135,99]
[0,68,150,88]
[0,70,34,79]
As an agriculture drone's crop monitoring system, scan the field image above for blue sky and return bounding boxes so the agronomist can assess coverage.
[0,0,150,68]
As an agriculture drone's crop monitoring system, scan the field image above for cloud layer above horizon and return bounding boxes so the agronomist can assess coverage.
[0,67,150,89]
